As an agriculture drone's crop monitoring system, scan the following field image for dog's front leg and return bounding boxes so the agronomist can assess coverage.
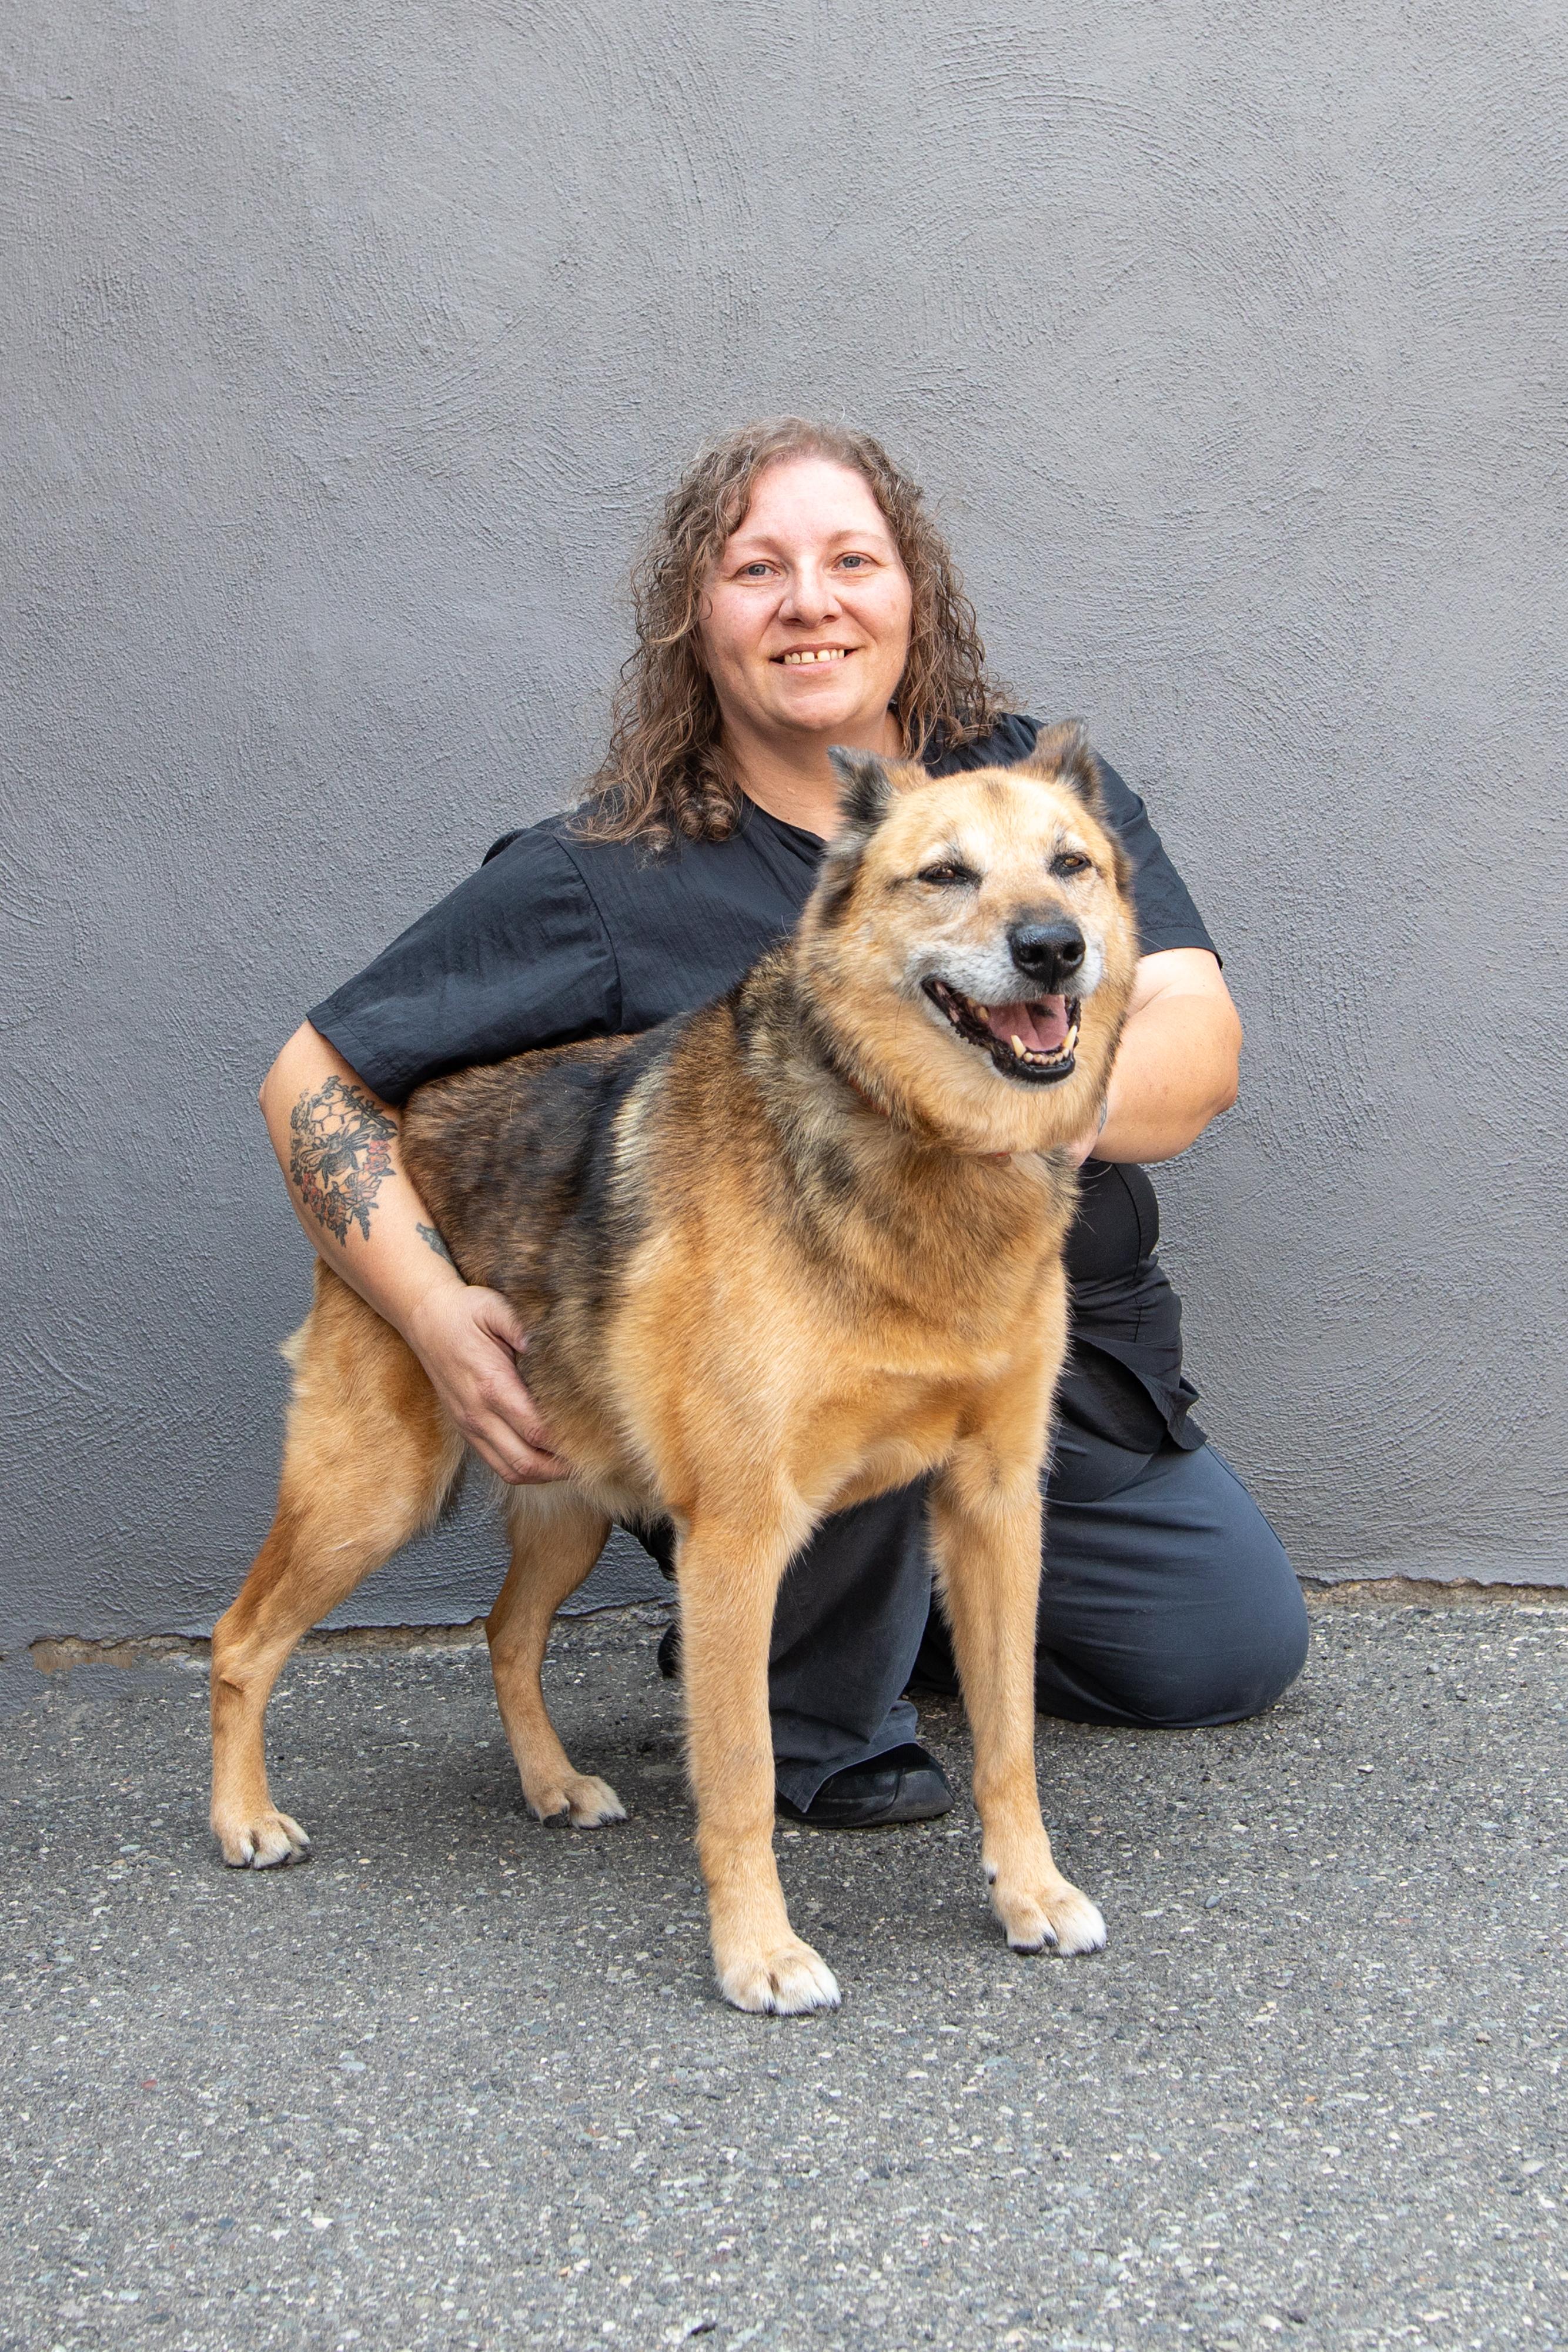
[678,1517,841,2017]
[931,1444,1106,1959]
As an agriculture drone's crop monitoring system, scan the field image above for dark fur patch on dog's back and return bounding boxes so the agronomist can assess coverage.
[402,1024,679,1322]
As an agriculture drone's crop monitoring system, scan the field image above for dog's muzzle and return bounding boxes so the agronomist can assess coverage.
[924,978,1081,1085]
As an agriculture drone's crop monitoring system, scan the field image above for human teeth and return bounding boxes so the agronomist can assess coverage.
[783,647,845,663]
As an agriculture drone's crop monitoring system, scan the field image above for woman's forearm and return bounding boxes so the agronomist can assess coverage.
[259,1021,464,1341]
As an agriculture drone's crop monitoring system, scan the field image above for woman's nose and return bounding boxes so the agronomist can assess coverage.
[778,566,841,625]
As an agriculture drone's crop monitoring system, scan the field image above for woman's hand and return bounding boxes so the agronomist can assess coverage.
[1063,1100,1111,1168]
[403,1281,573,1485]
[260,1023,573,1487]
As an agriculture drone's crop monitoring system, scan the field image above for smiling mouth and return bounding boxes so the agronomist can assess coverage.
[924,979,1081,1085]
[777,646,854,666]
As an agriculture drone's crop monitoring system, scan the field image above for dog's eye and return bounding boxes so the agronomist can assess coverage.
[918,862,978,887]
[1051,852,1092,878]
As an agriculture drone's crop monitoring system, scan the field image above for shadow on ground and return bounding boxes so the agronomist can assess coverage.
[2,1599,1564,2350]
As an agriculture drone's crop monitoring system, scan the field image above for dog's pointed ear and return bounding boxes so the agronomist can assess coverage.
[1014,720,1105,816]
[827,745,895,830]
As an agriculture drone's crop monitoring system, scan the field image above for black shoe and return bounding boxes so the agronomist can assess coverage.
[777,1743,954,1830]
[658,1626,952,1827]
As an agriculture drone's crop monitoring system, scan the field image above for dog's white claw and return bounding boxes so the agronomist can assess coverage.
[566,1776,627,1827]
[1005,1911,1059,1953]
[1049,1888,1108,1955]
[996,1880,1106,1957]
[216,1810,311,1869]
[527,1773,627,1828]
[718,1940,842,2017]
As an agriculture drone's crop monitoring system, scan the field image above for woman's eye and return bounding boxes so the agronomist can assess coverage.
[919,862,978,887]
[738,562,774,579]
[837,553,871,570]
[1051,851,1091,878]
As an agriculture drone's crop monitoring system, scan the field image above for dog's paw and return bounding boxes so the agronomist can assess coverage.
[213,1809,311,1870]
[717,1939,842,2017]
[992,1876,1106,1957]
[527,1773,627,1828]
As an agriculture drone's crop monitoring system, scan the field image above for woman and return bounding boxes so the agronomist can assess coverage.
[260,418,1308,1828]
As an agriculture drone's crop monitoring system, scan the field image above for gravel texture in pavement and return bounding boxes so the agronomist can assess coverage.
[2,1596,1564,2352]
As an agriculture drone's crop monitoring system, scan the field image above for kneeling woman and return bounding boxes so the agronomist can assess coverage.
[262,417,1309,1827]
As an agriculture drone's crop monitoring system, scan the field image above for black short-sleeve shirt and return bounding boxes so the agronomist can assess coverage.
[311,716,1219,1466]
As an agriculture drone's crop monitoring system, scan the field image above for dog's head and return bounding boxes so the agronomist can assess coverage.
[797,724,1140,1155]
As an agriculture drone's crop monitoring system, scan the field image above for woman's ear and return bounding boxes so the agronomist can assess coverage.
[1014,720,1105,817]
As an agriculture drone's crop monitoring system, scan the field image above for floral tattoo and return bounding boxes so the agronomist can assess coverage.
[288,1075,399,1245]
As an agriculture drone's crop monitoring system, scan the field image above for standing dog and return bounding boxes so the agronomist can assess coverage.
[210,725,1139,2014]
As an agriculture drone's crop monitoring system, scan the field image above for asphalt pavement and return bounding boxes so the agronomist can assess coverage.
[2,1593,1564,2352]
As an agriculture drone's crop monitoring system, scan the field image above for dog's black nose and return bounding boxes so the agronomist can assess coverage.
[1007,918,1085,991]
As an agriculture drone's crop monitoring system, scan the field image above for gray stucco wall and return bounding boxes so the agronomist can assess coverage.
[4,0,1566,1659]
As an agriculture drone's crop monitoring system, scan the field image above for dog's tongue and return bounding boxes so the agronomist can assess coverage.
[982,995,1071,1053]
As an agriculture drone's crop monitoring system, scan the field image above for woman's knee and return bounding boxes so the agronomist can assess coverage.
[1134,1521,1308,1727]
[1038,1571,1306,1728]
[1036,1455,1309,1729]
[1136,1568,1307,1725]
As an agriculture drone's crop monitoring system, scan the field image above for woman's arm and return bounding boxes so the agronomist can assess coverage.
[259,1022,571,1483]
[1070,948,1242,1166]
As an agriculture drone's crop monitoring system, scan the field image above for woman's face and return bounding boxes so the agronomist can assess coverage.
[698,456,913,751]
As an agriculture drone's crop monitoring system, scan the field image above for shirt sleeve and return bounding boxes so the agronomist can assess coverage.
[308,828,623,1105]
[1092,757,1219,964]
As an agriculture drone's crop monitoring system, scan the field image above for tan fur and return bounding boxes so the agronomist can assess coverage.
[212,738,1138,2012]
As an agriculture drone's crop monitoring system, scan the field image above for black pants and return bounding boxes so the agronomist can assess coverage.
[915,1438,1310,1724]
[640,1439,1309,1809]
[636,1440,1308,1809]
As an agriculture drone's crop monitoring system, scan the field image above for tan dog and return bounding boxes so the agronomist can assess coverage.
[210,725,1139,2013]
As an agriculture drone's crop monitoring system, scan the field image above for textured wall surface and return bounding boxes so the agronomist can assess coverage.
[4,0,1566,1657]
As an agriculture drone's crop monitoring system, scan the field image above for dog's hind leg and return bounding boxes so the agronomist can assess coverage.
[486,1487,624,1826]
[931,1406,1106,1960]
[678,1512,841,2017]
[210,1267,464,1868]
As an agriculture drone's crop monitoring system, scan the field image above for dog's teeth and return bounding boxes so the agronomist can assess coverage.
[1011,1035,1026,1057]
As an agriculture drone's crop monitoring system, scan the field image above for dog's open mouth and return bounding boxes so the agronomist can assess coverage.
[925,979,1081,1085]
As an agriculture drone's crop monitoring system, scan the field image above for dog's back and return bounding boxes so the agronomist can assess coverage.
[402,1024,668,1316]
[400,993,771,1503]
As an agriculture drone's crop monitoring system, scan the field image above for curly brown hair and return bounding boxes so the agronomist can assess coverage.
[574,417,1004,848]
